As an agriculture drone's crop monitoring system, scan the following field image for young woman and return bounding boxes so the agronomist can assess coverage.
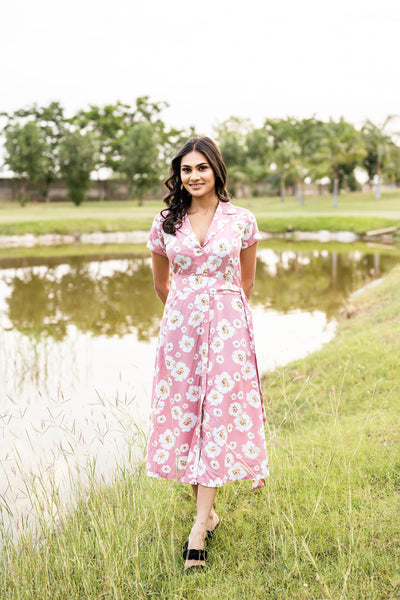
[146,137,269,572]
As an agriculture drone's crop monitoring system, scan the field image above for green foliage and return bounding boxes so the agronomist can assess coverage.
[3,121,53,205]
[119,121,161,205]
[59,131,99,205]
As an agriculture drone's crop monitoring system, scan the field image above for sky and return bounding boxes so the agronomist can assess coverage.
[1,0,400,136]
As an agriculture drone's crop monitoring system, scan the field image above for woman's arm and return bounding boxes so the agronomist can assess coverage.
[151,252,170,304]
[240,243,258,300]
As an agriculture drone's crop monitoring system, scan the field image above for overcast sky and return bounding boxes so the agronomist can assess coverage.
[1,0,400,135]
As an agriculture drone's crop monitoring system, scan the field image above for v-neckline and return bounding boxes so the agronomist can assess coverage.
[186,202,220,247]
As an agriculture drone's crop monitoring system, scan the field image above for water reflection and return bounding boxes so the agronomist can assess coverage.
[3,248,398,340]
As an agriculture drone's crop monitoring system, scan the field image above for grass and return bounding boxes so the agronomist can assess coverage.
[0,190,399,237]
[1,266,400,598]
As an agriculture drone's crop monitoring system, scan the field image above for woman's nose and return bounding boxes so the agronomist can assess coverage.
[190,170,200,181]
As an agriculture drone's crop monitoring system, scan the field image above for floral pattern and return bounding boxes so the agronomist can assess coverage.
[146,201,269,489]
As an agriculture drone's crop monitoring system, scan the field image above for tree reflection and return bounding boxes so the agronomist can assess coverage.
[4,250,400,341]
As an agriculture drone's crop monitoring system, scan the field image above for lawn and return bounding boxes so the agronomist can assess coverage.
[0,190,399,237]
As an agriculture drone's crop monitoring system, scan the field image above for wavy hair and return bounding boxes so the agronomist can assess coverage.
[161,137,230,234]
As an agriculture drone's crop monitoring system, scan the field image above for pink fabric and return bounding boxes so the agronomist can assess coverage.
[146,201,269,489]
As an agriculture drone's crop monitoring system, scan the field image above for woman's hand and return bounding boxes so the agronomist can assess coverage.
[240,243,258,300]
[151,252,170,304]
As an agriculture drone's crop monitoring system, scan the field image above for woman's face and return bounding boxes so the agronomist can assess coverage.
[180,150,216,199]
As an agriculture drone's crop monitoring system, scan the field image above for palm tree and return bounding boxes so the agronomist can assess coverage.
[318,118,366,208]
[361,116,397,199]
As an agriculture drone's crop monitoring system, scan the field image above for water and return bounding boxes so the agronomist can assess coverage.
[0,243,399,535]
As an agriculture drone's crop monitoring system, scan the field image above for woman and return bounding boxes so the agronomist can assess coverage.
[146,137,269,572]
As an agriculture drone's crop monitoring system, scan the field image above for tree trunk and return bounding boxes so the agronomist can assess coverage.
[375,158,381,200]
[280,177,285,203]
[332,168,339,208]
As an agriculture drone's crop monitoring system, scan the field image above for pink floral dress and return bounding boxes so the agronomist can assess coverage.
[146,200,269,489]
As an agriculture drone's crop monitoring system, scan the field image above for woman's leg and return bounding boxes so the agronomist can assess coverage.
[185,485,218,569]
[191,484,219,532]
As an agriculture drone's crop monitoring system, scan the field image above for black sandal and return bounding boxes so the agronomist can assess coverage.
[206,521,220,541]
[183,541,208,572]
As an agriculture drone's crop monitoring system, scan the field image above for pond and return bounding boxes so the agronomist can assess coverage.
[1,242,399,535]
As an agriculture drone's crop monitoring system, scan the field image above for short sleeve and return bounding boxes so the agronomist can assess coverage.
[146,213,167,257]
[241,210,262,249]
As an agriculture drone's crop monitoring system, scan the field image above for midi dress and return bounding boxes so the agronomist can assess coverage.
[146,200,269,489]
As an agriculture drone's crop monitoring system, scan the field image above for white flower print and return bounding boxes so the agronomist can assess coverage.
[241,361,256,380]
[208,390,223,406]
[217,319,235,340]
[175,255,192,270]
[231,297,244,312]
[204,441,221,458]
[232,350,247,365]
[180,443,189,453]
[179,335,195,353]
[229,441,237,450]
[212,238,232,257]
[210,460,220,470]
[194,293,209,312]
[157,415,166,424]
[247,390,261,407]
[213,426,228,447]
[179,412,197,431]
[165,342,174,352]
[213,408,223,417]
[207,256,222,272]
[234,413,252,432]
[171,406,182,420]
[171,362,190,381]
[173,393,181,403]
[155,379,170,400]
[216,355,224,364]
[214,372,234,394]
[176,289,191,300]
[229,402,242,416]
[167,310,184,330]
[224,453,235,467]
[154,448,169,464]
[228,463,247,480]
[165,356,175,370]
[222,265,235,283]
[159,430,175,450]
[161,465,171,473]
[186,385,201,403]
[210,337,224,353]
[242,440,260,459]
[188,274,207,289]
[153,398,165,415]
[234,372,241,382]
[197,459,206,476]
[233,318,242,328]
[188,310,204,327]
[177,456,188,470]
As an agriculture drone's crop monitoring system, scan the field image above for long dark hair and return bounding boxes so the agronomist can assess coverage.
[161,136,230,234]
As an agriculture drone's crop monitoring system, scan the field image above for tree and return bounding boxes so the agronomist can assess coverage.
[318,118,366,207]
[119,122,161,205]
[1,101,66,200]
[4,121,51,205]
[361,117,396,199]
[71,96,169,175]
[59,130,99,206]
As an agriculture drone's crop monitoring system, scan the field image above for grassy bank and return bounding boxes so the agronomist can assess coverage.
[0,190,399,237]
[1,267,399,598]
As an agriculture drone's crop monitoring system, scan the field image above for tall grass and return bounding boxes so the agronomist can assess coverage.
[1,267,400,599]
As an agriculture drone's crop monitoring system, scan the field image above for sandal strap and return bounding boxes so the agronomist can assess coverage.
[182,547,208,561]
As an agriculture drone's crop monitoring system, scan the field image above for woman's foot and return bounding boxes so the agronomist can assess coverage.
[184,522,207,571]
[205,508,220,537]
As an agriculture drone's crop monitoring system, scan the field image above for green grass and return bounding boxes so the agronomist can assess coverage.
[0,190,400,237]
[1,267,400,598]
